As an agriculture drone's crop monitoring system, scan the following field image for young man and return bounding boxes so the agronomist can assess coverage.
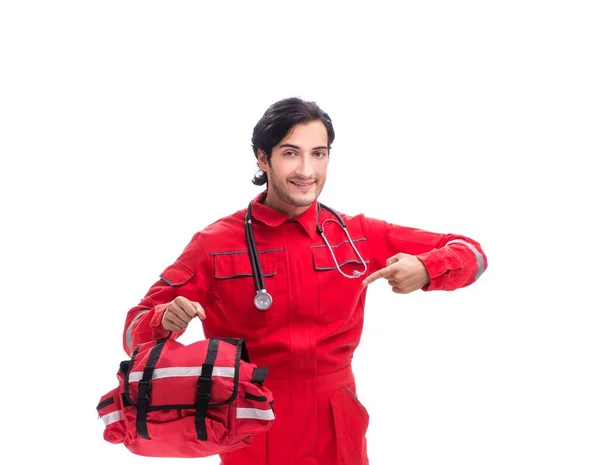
[123,97,488,465]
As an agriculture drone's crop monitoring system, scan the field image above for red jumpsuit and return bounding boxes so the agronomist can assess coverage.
[123,191,487,465]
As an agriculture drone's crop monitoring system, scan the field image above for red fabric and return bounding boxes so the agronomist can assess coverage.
[97,337,275,458]
[122,191,488,464]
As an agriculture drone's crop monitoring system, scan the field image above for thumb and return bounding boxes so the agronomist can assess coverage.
[386,252,409,267]
[194,302,206,320]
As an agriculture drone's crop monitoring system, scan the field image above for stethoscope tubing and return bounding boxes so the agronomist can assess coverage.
[245,215,264,292]
[245,200,368,310]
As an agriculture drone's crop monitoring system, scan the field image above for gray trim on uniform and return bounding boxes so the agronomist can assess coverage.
[311,237,367,249]
[314,259,371,271]
[125,309,149,353]
[209,248,283,256]
[447,239,485,280]
[215,271,276,279]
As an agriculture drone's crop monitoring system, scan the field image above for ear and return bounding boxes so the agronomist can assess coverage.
[257,150,269,171]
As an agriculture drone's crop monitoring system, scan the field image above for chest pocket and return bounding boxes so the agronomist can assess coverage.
[311,238,370,322]
[212,250,280,329]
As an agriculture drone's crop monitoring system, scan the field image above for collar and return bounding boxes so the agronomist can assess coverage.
[248,190,319,240]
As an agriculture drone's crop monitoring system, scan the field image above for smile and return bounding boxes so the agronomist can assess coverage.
[290,181,315,190]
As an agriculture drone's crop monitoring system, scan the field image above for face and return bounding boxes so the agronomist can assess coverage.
[258,120,329,216]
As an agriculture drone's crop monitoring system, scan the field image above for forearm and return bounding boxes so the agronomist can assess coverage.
[416,235,487,291]
[362,215,487,292]
[123,295,184,356]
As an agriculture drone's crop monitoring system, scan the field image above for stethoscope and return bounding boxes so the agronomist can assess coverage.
[245,201,368,310]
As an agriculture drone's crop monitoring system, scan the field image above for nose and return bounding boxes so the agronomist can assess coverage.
[296,153,315,178]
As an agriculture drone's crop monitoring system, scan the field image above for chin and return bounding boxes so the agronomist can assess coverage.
[285,192,316,207]
[290,196,315,207]
[298,189,323,203]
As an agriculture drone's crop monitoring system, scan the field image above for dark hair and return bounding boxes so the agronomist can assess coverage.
[251,97,335,186]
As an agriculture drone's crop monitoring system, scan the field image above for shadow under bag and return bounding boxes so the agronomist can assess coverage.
[96,337,276,458]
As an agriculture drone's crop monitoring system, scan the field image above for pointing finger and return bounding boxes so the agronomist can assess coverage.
[362,271,382,286]
[362,265,394,286]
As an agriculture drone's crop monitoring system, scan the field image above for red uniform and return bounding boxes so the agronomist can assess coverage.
[123,191,487,465]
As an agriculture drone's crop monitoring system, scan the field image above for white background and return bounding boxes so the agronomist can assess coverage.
[1,1,599,464]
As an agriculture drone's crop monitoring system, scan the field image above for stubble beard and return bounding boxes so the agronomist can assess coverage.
[271,175,321,207]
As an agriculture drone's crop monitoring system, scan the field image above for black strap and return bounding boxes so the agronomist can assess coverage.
[195,338,220,441]
[220,337,250,363]
[238,339,250,363]
[123,345,140,410]
[124,345,141,392]
[96,397,114,411]
[251,366,268,384]
[136,338,167,440]
[122,393,132,407]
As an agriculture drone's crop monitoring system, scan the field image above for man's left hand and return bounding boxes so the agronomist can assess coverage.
[362,252,431,293]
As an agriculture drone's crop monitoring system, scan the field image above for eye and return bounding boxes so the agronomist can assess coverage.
[283,151,296,157]
[314,151,326,158]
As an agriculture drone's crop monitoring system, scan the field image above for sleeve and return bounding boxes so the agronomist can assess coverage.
[361,215,488,292]
[122,231,212,355]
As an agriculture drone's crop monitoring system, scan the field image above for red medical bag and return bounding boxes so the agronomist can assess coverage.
[96,337,275,458]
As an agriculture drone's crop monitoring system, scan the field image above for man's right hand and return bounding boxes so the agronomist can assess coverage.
[162,296,206,332]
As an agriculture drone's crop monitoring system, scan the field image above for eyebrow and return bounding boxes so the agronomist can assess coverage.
[278,144,329,151]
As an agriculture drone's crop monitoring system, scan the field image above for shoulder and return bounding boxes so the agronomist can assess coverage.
[194,207,247,252]
[170,208,246,271]
[202,207,246,233]
[321,205,381,237]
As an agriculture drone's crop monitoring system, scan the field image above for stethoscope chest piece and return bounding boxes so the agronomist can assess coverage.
[254,290,273,311]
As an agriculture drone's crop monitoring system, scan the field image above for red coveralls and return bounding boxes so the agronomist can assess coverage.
[123,191,487,465]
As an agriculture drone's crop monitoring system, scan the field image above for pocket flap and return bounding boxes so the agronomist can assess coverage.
[159,261,194,286]
[213,252,277,279]
[311,239,369,271]
[96,388,126,444]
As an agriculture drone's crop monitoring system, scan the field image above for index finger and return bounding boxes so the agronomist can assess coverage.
[175,298,199,319]
[362,266,392,286]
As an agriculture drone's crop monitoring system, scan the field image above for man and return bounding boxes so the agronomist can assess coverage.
[123,97,488,465]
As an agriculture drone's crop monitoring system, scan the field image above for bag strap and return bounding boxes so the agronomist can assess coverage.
[219,337,250,363]
[195,338,220,441]
[135,338,167,440]
[122,344,140,409]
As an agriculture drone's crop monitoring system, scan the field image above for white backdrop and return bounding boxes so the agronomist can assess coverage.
[1,1,599,464]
